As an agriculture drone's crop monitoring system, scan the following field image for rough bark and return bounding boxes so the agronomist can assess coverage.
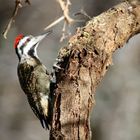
[49,0,140,139]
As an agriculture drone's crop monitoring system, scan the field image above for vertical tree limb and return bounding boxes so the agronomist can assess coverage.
[50,0,140,139]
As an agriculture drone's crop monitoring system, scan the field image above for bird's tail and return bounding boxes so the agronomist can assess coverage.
[40,116,50,130]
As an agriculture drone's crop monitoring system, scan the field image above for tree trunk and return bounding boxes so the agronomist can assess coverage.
[49,0,140,139]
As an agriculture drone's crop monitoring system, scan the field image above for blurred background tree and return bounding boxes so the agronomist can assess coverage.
[0,0,140,140]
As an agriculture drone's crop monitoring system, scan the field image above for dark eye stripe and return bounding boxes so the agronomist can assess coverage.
[20,37,31,52]
[28,43,37,57]
[16,37,32,60]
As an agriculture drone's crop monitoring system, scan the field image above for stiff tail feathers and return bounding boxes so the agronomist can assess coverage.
[40,115,50,130]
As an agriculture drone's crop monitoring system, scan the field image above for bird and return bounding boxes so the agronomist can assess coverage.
[14,31,52,129]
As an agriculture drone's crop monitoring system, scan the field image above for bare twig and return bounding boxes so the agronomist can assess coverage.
[44,0,74,30]
[60,21,71,42]
[44,0,85,42]
[44,16,65,30]
[45,0,75,42]
[57,0,74,24]
[57,0,75,41]
[75,9,92,20]
[2,0,30,39]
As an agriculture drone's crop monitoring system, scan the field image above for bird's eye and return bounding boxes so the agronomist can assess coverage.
[27,38,31,42]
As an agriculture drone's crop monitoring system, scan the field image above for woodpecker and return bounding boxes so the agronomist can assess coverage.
[14,31,52,129]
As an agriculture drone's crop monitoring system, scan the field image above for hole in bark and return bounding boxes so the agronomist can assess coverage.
[136,22,139,26]
[120,10,123,13]
[94,49,99,55]
[82,49,87,57]
[80,33,84,37]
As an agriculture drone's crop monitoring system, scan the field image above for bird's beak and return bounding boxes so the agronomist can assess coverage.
[33,30,52,47]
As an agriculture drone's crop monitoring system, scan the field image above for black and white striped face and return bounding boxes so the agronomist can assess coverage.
[14,31,51,60]
[15,35,37,60]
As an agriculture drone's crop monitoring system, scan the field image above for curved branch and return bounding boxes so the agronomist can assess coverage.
[50,1,140,139]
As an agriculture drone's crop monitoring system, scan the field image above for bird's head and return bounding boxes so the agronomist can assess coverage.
[14,31,52,60]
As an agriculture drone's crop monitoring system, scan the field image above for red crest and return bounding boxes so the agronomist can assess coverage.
[14,34,24,48]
